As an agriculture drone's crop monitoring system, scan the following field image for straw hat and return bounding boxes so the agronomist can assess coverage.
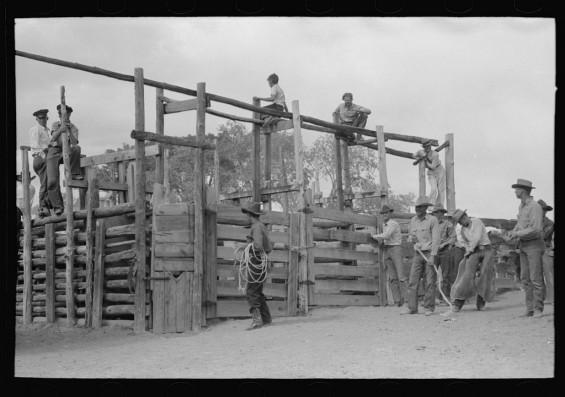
[511,178,535,190]
[414,196,432,207]
[451,209,468,223]
[241,202,264,216]
[431,205,447,214]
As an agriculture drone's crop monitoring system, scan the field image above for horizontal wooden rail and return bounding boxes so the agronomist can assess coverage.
[80,145,159,167]
[66,179,154,193]
[130,130,215,150]
[219,184,300,201]
[206,108,263,125]
[30,203,143,227]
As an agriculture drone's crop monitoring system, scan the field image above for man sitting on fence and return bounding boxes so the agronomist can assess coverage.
[253,73,287,128]
[450,209,494,313]
[47,104,83,216]
[372,205,406,307]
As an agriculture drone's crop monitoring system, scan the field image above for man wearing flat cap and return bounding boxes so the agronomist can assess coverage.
[46,104,82,215]
[506,179,545,318]
[538,199,554,304]
[372,205,406,307]
[332,92,371,130]
[403,196,440,315]
[28,108,52,218]
[449,209,494,312]
[431,205,457,303]
[415,140,446,208]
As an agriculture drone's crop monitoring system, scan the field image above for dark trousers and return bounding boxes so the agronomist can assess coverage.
[384,245,406,305]
[46,145,81,210]
[451,246,494,303]
[436,246,457,301]
[407,251,437,313]
[246,282,271,323]
[32,152,50,210]
[260,103,284,120]
[519,239,545,313]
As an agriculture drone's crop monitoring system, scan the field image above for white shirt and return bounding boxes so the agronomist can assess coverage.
[16,182,35,210]
[29,123,51,154]
[270,84,286,106]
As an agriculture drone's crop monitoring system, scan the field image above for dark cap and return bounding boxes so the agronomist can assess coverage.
[33,109,49,117]
[422,139,433,148]
[241,202,265,217]
[57,104,73,113]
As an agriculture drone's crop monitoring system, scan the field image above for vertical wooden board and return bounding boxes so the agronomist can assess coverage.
[156,87,165,185]
[186,272,193,331]
[287,213,299,315]
[205,209,217,319]
[84,170,99,327]
[92,219,106,328]
[118,161,126,203]
[418,160,426,199]
[21,149,33,324]
[152,279,164,334]
[304,191,315,306]
[150,183,166,333]
[334,136,344,210]
[44,224,56,323]
[175,274,187,332]
[127,162,136,203]
[252,97,261,203]
[165,276,176,333]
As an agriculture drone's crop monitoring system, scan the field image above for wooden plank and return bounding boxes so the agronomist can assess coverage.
[217,264,287,280]
[21,148,33,325]
[104,249,136,264]
[376,125,388,306]
[445,133,455,211]
[84,169,99,327]
[334,136,344,210]
[217,281,287,298]
[92,219,106,328]
[215,299,288,318]
[315,279,378,293]
[216,204,290,226]
[313,263,379,278]
[164,98,198,114]
[150,183,165,333]
[204,209,217,318]
[155,202,189,216]
[133,67,147,333]
[44,224,56,323]
[304,190,315,307]
[80,145,159,167]
[312,247,377,262]
[313,294,379,306]
[130,130,215,150]
[219,184,299,201]
[217,246,289,263]
[311,206,377,227]
[118,161,127,203]
[153,230,192,243]
[419,160,426,198]
[206,108,263,125]
[217,224,288,245]
[153,258,194,272]
[174,272,190,332]
[154,215,190,232]
[153,242,194,258]
[263,118,294,133]
[104,293,134,303]
[127,162,135,202]
[312,228,374,244]
[287,213,299,316]
[252,97,261,202]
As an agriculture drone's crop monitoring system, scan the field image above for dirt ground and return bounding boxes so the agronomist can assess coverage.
[14,289,553,379]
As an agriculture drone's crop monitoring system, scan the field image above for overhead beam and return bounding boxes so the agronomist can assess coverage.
[219,184,300,201]
[130,130,215,150]
[80,145,159,167]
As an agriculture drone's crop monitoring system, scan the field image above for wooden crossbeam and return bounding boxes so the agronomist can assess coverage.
[219,184,300,201]
[206,108,263,125]
[130,130,215,150]
[80,145,159,167]
[262,119,294,133]
[66,179,154,193]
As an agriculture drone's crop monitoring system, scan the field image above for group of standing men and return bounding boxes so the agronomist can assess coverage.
[372,177,553,319]
[28,105,82,218]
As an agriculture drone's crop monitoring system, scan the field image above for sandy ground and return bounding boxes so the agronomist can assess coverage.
[14,290,554,378]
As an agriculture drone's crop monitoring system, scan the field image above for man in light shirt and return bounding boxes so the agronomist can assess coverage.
[254,73,287,128]
[506,179,545,318]
[537,199,554,304]
[450,209,494,312]
[372,205,406,307]
[403,196,440,316]
[28,108,52,218]
[332,92,371,130]
[416,140,446,208]
[431,205,456,303]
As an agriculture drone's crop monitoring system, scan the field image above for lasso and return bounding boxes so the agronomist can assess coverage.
[234,243,269,292]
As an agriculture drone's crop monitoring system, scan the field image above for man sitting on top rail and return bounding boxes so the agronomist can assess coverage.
[332,92,371,139]
[253,73,287,128]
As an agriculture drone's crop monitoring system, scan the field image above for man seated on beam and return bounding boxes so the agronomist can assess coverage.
[253,73,287,128]
[332,92,371,140]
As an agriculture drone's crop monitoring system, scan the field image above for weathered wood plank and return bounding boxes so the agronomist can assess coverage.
[287,213,299,316]
[312,247,377,262]
[315,279,378,293]
[21,147,33,324]
[313,263,379,278]
[154,215,190,232]
[217,264,288,280]
[44,223,56,323]
[153,230,192,243]
[130,130,215,150]
[84,169,99,327]
[154,203,190,216]
[311,206,377,227]
[216,224,288,245]
[204,209,217,319]
[80,145,159,167]
[215,299,288,318]
[153,242,194,258]
[312,228,374,244]
[217,246,289,263]
[153,258,194,272]
[312,294,379,306]
[217,281,287,298]
[164,98,198,114]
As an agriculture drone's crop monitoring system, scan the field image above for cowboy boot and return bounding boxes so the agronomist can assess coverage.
[246,308,263,330]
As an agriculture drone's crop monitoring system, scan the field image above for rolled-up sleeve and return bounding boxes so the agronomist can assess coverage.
[516,204,543,240]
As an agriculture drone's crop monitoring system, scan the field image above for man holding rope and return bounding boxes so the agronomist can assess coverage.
[240,202,273,330]
[450,209,494,313]
[431,205,457,304]
[403,196,440,316]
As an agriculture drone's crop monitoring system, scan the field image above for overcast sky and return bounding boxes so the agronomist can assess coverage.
[14,17,555,220]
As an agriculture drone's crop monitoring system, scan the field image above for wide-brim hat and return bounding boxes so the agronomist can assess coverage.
[422,139,433,148]
[379,205,394,214]
[431,205,447,214]
[452,209,467,223]
[537,199,553,211]
[32,109,48,117]
[57,104,73,113]
[414,196,432,207]
[511,178,535,190]
[241,202,264,216]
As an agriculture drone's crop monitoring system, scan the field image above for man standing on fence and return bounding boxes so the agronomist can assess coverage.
[415,140,446,208]
[28,108,52,218]
[403,196,440,316]
[506,179,545,318]
[372,205,406,307]
[538,199,554,304]
[431,205,457,304]
[46,104,82,215]
[450,209,494,313]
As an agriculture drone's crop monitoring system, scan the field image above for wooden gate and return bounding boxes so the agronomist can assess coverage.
[150,201,195,333]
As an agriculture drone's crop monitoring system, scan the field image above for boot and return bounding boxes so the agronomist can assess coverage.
[476,295,485,311]
[246,308,263,330]
[452,299,465,312]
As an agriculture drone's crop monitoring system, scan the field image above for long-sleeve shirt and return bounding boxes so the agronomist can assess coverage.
[512,197,543,241]
[268,84,286,106]
[438,219,456,249]
[28,123,51,154]
[542,216,554,248]
[333,103,371,124]
[460,217,491,253]
[409,214,440,255]
[246,222,273,253]
[374,219,402,246]
[424,150,444,175]
[51,121,79,146]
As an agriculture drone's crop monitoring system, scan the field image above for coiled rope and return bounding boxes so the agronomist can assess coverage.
[234,243,270,292]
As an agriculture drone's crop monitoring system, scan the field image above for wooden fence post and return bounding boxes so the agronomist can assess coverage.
[445,133,455,211]
[60,86,76,326]
[84,169,99,327]
[264,130,272,211]
[214,136,220,204]
[45,223,56,323]
[418,160,426,199]
[288,213,300,315]
[20,147,33,324]
[204,208,217,319]
[304,189,315,308]
[279,146,290,213]
[252,97,261,203]
[334,136,344,210]
[341,139,352,199]
[92,218,106,328]
[376,126,388,306]
[192,82,207,331]
[127,162,136,203]
[156,87,165,185]
[133,67,147,332]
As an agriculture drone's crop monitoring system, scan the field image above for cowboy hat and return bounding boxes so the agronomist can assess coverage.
[431,205,447,214]
[451,209,468,223]
[241,202,265,216]
[422,139,433,148]
[379,205,394,214]
[537,199,553,211]
[414,196,432,207]
[511,178,535,190]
